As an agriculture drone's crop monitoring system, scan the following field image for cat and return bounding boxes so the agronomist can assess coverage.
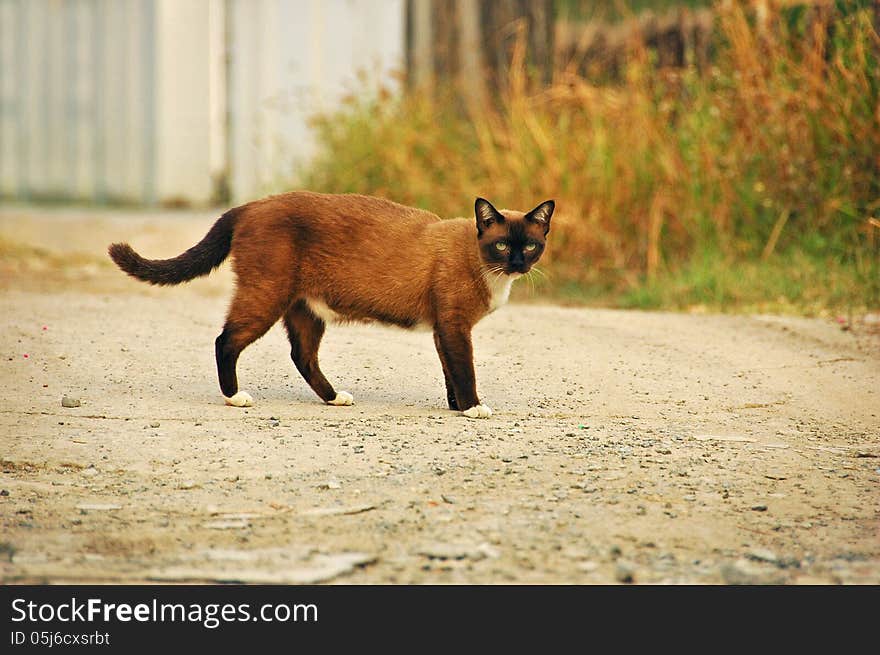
[108,192,553,418]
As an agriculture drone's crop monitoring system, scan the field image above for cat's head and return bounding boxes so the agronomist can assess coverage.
[475,197,554,275]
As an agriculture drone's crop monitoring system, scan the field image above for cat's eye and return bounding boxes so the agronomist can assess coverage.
[494,241,508,252]
[524,243,538,252]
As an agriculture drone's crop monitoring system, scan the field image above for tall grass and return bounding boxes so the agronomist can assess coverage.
[301,1,880,313]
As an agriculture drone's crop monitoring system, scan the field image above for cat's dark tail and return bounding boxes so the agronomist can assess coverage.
[108,209,239,286]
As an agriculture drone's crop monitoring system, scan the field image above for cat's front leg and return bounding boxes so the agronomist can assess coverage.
[433,332,459,410]
[433,326,492,419]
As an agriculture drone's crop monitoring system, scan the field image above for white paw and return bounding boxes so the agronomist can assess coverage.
[327,391,354,406]
[224,391,253,407]
[462,404,492,419]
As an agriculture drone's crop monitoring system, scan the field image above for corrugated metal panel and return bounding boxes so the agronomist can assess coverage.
[0,0,404,206]
[225,0,405,202]
[0,0,20,197]
[0,0,157,204]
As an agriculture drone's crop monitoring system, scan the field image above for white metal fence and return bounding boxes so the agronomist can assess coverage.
[0,0,404,206]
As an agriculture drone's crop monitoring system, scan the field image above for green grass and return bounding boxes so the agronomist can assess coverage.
[618,249,878,315]
[505,246,878,316]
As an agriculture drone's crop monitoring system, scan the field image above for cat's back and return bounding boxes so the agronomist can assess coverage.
[241,191,441,233]
[232,192,444,287]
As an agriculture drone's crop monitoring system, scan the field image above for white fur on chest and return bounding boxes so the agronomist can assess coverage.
[486,273,518,312]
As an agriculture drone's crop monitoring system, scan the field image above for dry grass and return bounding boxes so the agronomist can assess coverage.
[301,1,880,313]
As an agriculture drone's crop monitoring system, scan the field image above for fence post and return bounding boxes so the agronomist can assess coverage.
[457,0,485,106]
[409,0,434,89]
[406,0,553,93]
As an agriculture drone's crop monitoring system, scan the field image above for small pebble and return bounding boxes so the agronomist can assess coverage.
[747,548,778,564]
[61,396,81,408]
[615,562,636,584]
[149,421,160,428]
[751,504,768,512]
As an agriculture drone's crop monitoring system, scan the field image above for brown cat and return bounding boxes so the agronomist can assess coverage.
[109,192,553,418]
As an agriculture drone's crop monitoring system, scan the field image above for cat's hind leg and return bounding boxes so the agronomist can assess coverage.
[216,286,289,407]
[216,330,252,407]
[284,300,352,406]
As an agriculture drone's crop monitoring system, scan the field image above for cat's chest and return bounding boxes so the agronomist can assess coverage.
[486,274,518,312]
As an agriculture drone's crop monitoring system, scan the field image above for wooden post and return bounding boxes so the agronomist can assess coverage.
[523,0,554,85]
[480,0,554,92]
[406,0,553,93]
[409,0,433,89]
[457,0,485,106]
[873,1,880,48]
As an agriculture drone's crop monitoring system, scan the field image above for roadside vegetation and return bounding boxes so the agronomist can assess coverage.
[301,1,879,315]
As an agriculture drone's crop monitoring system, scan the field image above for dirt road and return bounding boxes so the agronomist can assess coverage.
[1,207,878,584]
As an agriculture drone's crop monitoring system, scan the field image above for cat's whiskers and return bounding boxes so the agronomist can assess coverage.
[530,265,548,281]
[524,266,547,295]
[480,265,505,283]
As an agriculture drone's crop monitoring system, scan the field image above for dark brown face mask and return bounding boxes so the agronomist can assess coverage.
[475,197,554,275]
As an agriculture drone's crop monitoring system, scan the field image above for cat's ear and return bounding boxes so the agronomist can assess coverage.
[475,197,504,235]
[526,200,554,234]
